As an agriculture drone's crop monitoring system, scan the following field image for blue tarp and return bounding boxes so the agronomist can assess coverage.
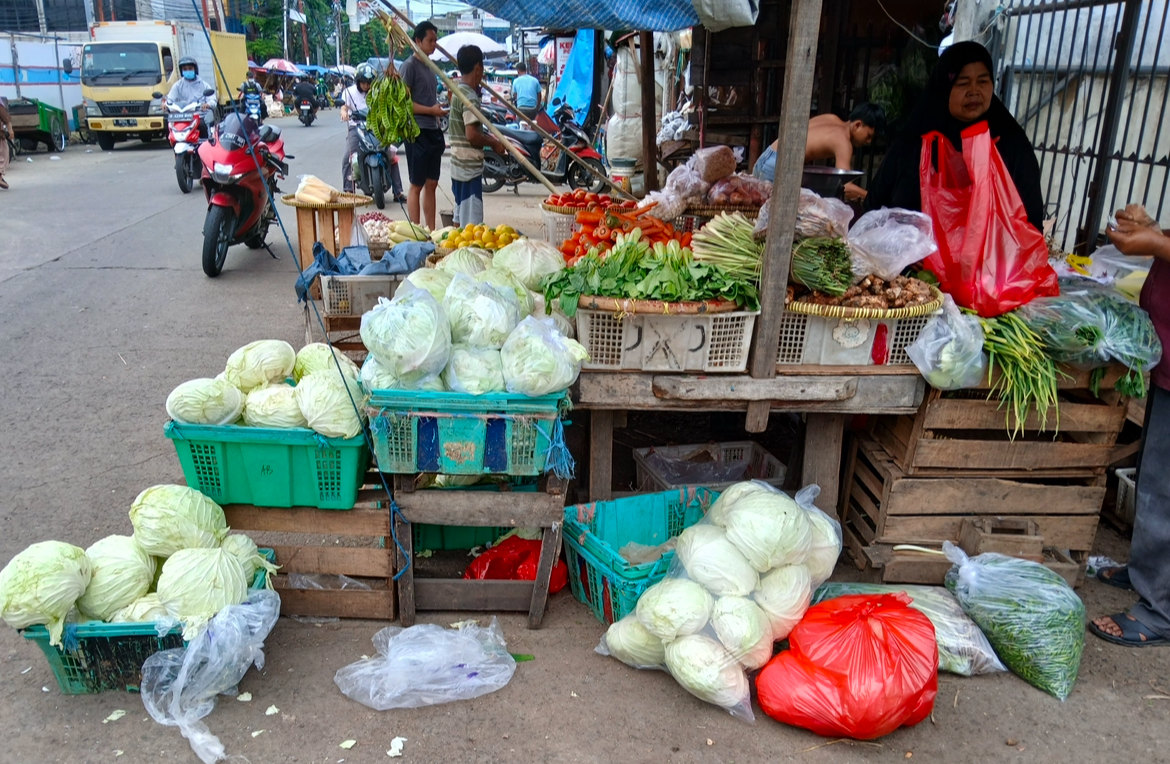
[465,0,697,32]
[547,30,594,124]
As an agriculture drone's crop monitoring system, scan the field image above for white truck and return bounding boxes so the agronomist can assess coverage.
[81,20,248,150]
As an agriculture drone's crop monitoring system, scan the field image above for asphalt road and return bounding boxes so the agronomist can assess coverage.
[0,118,1168,764]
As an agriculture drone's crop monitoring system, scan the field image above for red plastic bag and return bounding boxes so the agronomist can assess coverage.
[462,535,568,594]
[757,593,938,740]
[919,122,1058,317]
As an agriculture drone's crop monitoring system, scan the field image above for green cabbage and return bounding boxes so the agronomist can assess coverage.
[549,309,576,339]
[476,268,535,316]
[294,371,367,439]
[442,345,506,395]
[221,534,278,588]
[360,292,451,386]
[664,634,750,713]
[500,316,590,396]
[224,340,296,393]
[443,273,522,349]
[157,548,248,638]
[129,485,229,558]
[710,596,774,670]
[436,247,487,276]
[599,613,666,668]
[492,239,565,291]
[635,578,713,641]
[708,481,775,527]
[403,268,453,303]
[0,541,92,647]
[803,507,842,586]
[243,383,308,429]
[77,535,155,621]
[722,491,812,571]
[166,378,245,425]
[109,593,171,623]
[293,342,360,382]
[675,525,758,597]
[753,564,812,641]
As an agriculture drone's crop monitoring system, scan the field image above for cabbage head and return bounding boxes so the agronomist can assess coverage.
[599,613,666,669]
[803,507,842,586]
[477,267,536,316]
[166,377,244,425]
[500,316,590,396]
[224,340,296,393]
[293,342,360,382]
[294,371,367,439]
[664,634,750,713]
[635,578,713,641]
[243,383,308,429]
[492,239,565,291]
[109,593,171,623]
[0,541,92,647]
[723,490,812,571]
[711,596,774,670]
[436,247,487,276]
[77,535,155,621]
[129,485,228,558]
[443,345,506,395]
[753,564,812,641]
[403,268,453,303]
[359,355,446,393]
[360,293,451,386]
[675,525,758,597]
[221,534,278,588]
[157,548,248,638]
[708,480,776,527]
[549,309,576,339]
[443,273,521,349]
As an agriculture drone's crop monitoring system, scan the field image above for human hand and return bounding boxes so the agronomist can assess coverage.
[1107,221,1170,260]
[844,182,867,202]
[1114,204,1160,231]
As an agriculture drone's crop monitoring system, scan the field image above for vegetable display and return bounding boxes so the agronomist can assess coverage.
[243,384,308,429]
[499,316,589,396]
[690,212,764,280]
[359,215,431,245]
[491,239,566,291]
[223,340,296,393]
[166,378,244,426]
[129,485,229,558]
[360,291,453,387]
[438,224,520,251]
[705,173,772,207]
[157,547,249,639]
[544,190,637,211]
[294,372,368,439]
[558,206,692,262]
[789,237,855,297]
[442,274,522,349]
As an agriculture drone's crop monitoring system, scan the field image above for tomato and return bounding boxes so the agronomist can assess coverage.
[599,195,612,205]
[573,188,587,200]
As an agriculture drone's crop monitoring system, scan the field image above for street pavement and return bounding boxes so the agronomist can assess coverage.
[0,116,1167,764]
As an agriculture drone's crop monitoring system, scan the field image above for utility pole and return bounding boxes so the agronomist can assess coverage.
[283,0,289,59]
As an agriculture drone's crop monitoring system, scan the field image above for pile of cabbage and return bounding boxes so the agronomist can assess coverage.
[359,240,588,397]
[0,485,276,645]
[165,340,369,439]
[596,482,842,722]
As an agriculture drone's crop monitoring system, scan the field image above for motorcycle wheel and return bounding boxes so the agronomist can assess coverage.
[175,154,193,194]
[567,158,607,194]
[202,205,235,277]
[372,166,386,209]
[482,172,505,194]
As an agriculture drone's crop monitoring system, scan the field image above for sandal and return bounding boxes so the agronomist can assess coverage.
[1096,565,1134,591]
[1089,612,1170,647]
[0,175,8,190]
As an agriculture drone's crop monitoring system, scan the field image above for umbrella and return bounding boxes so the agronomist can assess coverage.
[263,58,305,75]
[332,64,357,75]
[430,32,508,62]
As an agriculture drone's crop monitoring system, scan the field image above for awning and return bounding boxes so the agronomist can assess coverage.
[463,0,697,32]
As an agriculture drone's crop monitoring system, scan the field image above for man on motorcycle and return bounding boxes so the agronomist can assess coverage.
[238,70,267,123]
[340,63,405,200]
[167,57,216,138]
[292,75,318,111]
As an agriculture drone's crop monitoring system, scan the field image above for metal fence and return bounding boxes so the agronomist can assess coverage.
[988,0,1170,253]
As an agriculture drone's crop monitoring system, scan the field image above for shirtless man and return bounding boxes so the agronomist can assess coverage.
[753,102,885,202]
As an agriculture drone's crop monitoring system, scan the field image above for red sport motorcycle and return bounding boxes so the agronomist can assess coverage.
[196,113,290,277]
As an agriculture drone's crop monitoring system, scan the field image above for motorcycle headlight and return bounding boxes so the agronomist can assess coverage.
[148,97,164,116]
[212,162,245,184]
[173,129,191,142]
[85,99,101,117]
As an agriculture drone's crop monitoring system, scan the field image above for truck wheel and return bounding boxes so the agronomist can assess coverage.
[96,133,115,151]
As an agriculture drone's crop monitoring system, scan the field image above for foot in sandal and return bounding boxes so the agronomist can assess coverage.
[1090,611,1170,647]
[1096,565,1134,591]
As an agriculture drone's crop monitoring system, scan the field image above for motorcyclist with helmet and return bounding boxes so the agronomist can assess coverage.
[167,57,217,138]
[237,70,267,123]
[292,74,318,112]
[340,62,404,199]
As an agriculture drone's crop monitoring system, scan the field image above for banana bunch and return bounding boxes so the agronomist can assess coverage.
[387,220,430,244]
[368,73,420,146]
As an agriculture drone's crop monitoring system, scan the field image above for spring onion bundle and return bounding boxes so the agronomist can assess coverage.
[691,213,765,280]
[789,237,854,297]
[980,312,1061,438]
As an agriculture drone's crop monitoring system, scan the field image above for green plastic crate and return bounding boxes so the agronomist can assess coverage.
[24,549,275,695]
[164,421,370,509]
[563,488,716,625]
[367,390,566,475]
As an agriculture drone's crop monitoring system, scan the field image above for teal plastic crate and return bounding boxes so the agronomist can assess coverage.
[367,390,566,476]
[164,421,370,509]
[563,488,716,625]
[24,549,275,695]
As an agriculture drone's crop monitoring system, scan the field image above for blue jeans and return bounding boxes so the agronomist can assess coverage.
[753,145,777,183]
[452,177,483,226]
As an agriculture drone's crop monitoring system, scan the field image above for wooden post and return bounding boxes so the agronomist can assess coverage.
[744,0,824,434]
[590,410,614,501]
[803,413,847,518]
[639,31,659,192]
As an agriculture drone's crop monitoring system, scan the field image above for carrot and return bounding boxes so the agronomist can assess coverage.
[576,210,604,225]
[633,200,659,216]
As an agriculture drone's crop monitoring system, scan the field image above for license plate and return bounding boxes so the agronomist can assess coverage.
[113,118,138,127]
[301,105,310,110]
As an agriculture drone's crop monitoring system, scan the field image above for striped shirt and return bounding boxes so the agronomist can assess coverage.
[448,82,484,182]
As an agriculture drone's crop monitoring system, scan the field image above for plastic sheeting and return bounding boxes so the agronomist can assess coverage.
[465,0,697,32]
[547,30,594,127]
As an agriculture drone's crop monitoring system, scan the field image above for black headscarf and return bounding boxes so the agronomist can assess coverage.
[866,41,1046,231]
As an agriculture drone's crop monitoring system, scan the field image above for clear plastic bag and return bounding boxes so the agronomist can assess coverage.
[664,164,710,200]
[688,145,737,183]
[333,618,517,710]
[943,542,1085,700]
[706,174,772,207]
[646,189,688,221]
[794,188,853,240]
[847,208,938,280]
[812,582,1005,676]
[905,294,987,390]
[141,589,281,764]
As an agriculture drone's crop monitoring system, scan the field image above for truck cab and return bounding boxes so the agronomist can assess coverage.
[80,38,173,149]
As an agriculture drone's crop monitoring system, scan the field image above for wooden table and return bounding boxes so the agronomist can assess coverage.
[574,366,926,519]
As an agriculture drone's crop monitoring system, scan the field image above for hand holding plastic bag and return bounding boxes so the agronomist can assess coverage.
[847,208,938,281]
[906,294,987,389]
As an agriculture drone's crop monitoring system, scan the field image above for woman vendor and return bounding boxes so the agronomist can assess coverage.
[866,41,1045,232]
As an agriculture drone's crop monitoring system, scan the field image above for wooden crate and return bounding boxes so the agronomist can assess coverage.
[853,543,1087,588]
[223,474,396,620]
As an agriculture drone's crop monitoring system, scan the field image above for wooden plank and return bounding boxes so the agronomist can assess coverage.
[838,437,859,520]
[802,413,846,519]
[294,207,316,273]
[414,579,536,612]
[922,398,1126,433]
[841,520,869,571]
[850,482,882,525]
[885,477,1105,516]
[881,555,953,585]
[853,453,887,503]
[879,514,1100,551]
[912,439,1115,471]
[1108,440,1142,465]
[272,584,395,620]
[269,545,392,577]
[639,31,659,193]
[392,489,565,527]
[527,524,562,628]
[847,506,876,543]
[395,513,415,626]
[653,375,858,402]
[223,505,390,536]
[590,410,614,502]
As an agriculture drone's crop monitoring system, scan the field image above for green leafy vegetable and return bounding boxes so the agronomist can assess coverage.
[77,535,155,621]
[129,485,228,558]
[980,312,1062,438]
[790,237,854,297]
[0,541,92,647]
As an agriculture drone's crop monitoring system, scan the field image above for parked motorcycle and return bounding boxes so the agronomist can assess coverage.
[156,89,212,194]
[196,113,289,277]
[482,101,604,194]
[297,97,317,127]
[350,108,396,210]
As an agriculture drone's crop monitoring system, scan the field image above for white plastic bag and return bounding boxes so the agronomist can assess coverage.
[906,294,987,390]
[334,618,517,710]
[794,188,854,240]
[141,589,281,764]
[848,208,938,280]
